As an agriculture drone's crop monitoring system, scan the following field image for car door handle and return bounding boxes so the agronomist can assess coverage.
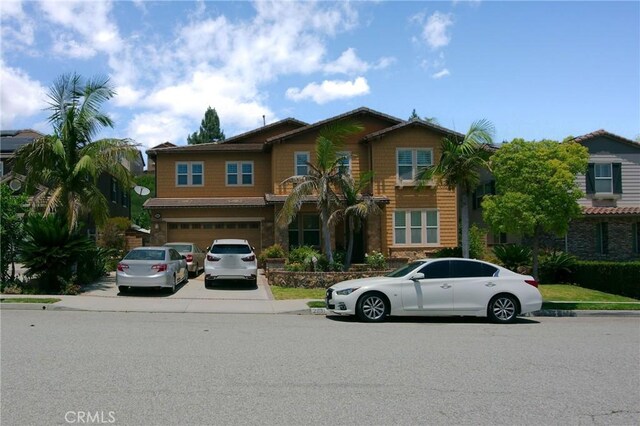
[485,282,496,287]
[440,284,451,289]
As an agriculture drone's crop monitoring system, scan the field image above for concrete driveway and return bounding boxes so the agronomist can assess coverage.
[81,270,273,301]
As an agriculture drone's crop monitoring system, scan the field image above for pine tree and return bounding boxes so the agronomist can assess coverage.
[187,107,226,144]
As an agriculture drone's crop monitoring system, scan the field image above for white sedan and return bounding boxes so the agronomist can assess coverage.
[325,258,542,323]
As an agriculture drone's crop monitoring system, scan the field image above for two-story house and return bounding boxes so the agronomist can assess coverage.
[144,107,460,260]
[565,130,640,260]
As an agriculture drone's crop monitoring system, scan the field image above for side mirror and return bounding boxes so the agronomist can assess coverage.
[410,273,424,281]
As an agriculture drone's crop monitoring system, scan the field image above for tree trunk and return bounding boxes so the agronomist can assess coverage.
[461,188,470,258]
[320,207,333,263]
[344,216,355,271]
[532,225,540,280]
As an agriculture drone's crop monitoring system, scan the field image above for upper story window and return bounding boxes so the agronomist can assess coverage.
[473,181,496,209]
[295,152,309,176]
[393,209,439,245]
[227,161,253,186]
[586,163,622,195]
[176,162,204,186]
[337,151,351,175]
[397,148,433,183]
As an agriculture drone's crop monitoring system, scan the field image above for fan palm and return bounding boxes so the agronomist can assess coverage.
[14,73,139,231]
[416,119,494,258]
[277,121,363,264]
[331,171,379,270]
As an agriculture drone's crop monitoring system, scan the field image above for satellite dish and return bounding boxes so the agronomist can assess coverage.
[9,179,22,191]
[133,185,150,196]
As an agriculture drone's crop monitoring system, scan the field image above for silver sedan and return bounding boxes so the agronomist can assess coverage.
[116,247,188,294]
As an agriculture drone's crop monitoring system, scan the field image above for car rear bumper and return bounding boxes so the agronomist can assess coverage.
[205,267,257,281]
[186,262,198,272]
[116,273,172,288]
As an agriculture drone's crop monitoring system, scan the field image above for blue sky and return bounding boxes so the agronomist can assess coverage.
[1,0,638,152]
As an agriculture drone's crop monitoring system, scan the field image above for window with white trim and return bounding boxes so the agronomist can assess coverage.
[594,163,612,193]
[337,151,351,175]
[176,162,204,186]
[226,161,253,186]
[295,152,309,176]
[396,148,433,183]
[394,210,439,245]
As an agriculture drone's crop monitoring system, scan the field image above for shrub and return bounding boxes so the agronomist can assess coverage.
[19,214,95,294]
[284,262,306,272]
[469,224,487,259]
[538,251,577,284]
[572,261,640,299]
[76,247,114,284]
[288,246,322,271]
[433,247,463,258]
[258,244,286,264]
[493,244,532,272]
[365,250,387,270]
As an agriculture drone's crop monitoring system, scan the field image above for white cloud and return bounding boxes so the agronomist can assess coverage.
[325,48,369,75]
[373,56,396,70]
[0,62,47,127]
[52,35,96,59]
[1,0,35,48]
[286,77,370,104]
[422,12,454,49]
[113,85,145,108]
[432,69,451,79]
[127,112,190,149]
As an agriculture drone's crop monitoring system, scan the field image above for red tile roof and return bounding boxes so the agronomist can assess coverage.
[582,206,640,216]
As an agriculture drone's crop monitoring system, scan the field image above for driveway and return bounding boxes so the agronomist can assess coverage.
[81,270,273,301]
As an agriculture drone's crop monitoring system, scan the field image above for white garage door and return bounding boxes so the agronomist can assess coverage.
[167,222,262,252]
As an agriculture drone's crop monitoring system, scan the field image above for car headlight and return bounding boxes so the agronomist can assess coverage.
[336,287,360,296]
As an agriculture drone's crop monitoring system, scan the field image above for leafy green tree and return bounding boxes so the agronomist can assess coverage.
[277,121,363,264]
[409,109,439,124]
[187,106,226,144]
[131,174,155,228]
[0,184,28,282]
[331,171,379,270]
[482,139,589,278]
[14,73,139,231]
[416,119,494,258]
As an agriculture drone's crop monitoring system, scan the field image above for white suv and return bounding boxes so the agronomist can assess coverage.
[204,239,258,287]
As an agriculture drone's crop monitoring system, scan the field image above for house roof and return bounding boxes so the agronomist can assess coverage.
[265,107,404,144]
[147,143,267,156]
[571,129,640,149]
[361,119,465,142]
[221,118,308,144]
[144,197,267,209]
[264,193,390,204]
[582,206,640,216]
[150,141,177,150]
[0,129,44,153]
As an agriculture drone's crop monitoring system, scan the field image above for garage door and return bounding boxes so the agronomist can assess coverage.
[167,222,262,252]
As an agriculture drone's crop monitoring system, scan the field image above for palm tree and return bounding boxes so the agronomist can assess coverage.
[330,171,380,270]
[416,119,494,258]
[14,73,139,231]
[277,121,363,263]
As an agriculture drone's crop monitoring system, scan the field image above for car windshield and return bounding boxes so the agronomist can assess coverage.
[124,249,166,261]
[210,244,251,254]
[165,244,192,252]
[385,261,426,278]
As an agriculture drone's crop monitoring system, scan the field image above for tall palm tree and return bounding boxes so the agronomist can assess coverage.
[14,73,139,231]
[416,119,494,258]
[277,121,363,263]
[330,171,380,270]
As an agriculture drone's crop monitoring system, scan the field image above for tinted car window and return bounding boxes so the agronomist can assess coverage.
[211,244,251,254]
[420,261,450,279]
[386,261,427,278]
[449,260,498,278]
[125,249,166,261]
[169,249,182,261]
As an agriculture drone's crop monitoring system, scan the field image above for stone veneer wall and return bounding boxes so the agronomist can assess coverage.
[567,217,640,261]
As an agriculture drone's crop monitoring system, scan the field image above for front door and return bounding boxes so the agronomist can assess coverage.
[401,260,453,312]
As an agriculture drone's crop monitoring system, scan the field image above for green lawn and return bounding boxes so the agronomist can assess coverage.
[272,284,640,311]
[0,297,61,304]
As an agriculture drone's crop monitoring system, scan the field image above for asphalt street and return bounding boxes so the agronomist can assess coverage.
[1,310,638,426]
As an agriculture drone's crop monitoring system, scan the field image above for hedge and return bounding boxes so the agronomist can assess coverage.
[572,261,640,299]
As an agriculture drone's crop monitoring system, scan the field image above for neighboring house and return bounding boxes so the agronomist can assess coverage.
[0,129,44,177]
[565,130,640,260]
[144,107,461,259]
[146,142,176,173]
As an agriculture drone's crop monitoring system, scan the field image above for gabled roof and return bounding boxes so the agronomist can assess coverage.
[147,143,267,156]
[221,118,308,144]
[361,119,464,142]
[150,142,176,150]
[266,107,404,144]
[571,129,640,149]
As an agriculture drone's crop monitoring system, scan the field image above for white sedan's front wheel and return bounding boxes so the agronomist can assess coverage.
[356,293,388,322]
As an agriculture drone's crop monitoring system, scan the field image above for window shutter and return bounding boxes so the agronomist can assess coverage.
[586,163,595,194]
[612,163,622,194]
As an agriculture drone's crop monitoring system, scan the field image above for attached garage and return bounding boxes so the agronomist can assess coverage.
[166,220,262,252]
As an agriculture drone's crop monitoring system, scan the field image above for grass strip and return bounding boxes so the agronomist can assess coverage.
[0,298,61,304]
